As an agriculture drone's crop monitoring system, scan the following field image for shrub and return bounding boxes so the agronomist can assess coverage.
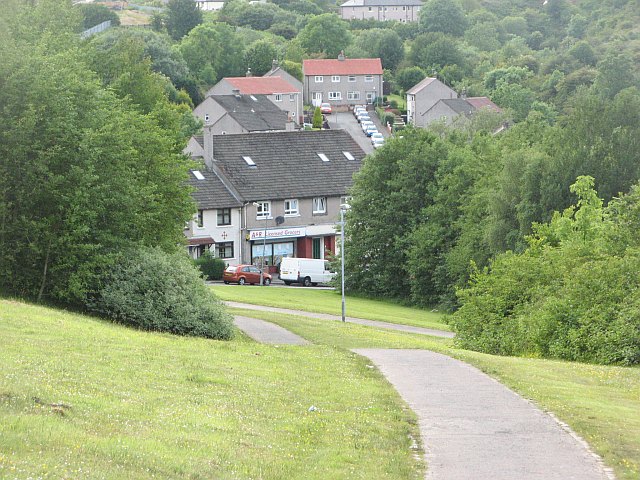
[194,251,226,280]
[312,106,322,129]
[91,247,234,339]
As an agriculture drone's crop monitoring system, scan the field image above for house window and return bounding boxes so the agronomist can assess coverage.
[368,6,372,10]
[313,197,327,215]
[217,208,231,226]
[196,209,204,228]
[204,113,210,122]
[347,91,361,100]
[328,92,342,101]
[314,76,323,83]
[289,94,295,101]
[332,76,340,83]
[364,75,374,82]
[274,94,282,102]
[348,75,356,82]
[255,201,271,219]
[284,199,299,216]
[215,242,234,259]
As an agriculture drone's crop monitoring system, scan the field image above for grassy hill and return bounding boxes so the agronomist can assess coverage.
[0,299,422,479]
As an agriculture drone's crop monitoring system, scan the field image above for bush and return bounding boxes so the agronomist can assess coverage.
[91,247,234,339]
[194,251,226,280]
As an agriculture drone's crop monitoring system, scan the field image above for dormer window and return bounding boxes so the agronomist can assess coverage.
[243,156,256,167]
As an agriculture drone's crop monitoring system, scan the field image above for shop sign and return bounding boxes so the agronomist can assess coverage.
[249,227,305,240]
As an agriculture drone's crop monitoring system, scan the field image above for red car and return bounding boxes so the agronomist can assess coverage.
[223,264,272,285]
[320,102,332,114]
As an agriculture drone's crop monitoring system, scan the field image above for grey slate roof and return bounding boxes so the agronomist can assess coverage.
[341,0,422,6]
[441,98,475,116]
[209,130,365,201]
[212,95,288,132]
[188,169,243,209]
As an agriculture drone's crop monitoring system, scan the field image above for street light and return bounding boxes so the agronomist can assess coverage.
[253,202,268,286]
[340,203,350,322]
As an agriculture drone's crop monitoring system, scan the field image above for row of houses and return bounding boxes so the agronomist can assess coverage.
[183,55,499,267]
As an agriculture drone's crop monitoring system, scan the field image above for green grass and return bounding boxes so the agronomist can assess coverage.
[212,286,450,332]
[227,299,640,480]
[0,299,423,480]
[386,94,406,110]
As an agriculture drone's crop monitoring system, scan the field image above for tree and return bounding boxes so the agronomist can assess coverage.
[592,53,638,99]
[396,66,427,92]
[244,40,279,76]
[312,106,322,128]
[297,13,351,58]
[419,0,468,37]
[350,29,404,70]
[166,0,202,41]
[409,32,465,72]
[76,3,120,30]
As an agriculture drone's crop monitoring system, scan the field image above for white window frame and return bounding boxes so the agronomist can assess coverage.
[274,94,282,102]
[364,75,374,82]
[328,91,342,101]
[312,197,327,215]
[289,94,295,101]
[331,75,340,83]
[347,91,361,100]
[255,201,271,219]
[284,199,299,216]
[348,75,356,82]
[314,76,323,83]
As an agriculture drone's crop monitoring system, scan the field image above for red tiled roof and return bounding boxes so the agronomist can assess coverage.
[303,58,383,76]
[224,76,299,94]
[466,97,501,112]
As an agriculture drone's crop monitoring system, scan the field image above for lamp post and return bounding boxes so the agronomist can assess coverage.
[340,203,350,322]
[253,202,268,286]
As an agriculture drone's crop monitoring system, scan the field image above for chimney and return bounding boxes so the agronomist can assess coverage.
[460,87,467,99]
[232,88,241,98]
[271,59,279,71]
[246,67,252,77]
[338,50,345,61]
[203,124,214,170]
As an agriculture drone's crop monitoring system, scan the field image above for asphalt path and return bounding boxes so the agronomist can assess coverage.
[231,307,615,480]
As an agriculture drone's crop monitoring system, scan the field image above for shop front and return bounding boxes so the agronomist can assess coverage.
[248,227,305,273]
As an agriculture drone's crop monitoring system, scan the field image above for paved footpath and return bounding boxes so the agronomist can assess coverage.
[226,301,454,339]
[231,310,614,480]
[354,349,614,480]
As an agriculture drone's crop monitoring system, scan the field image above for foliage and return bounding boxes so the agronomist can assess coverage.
[409,32,465,72]
[76,3,120,30]
[166,0,203,41]
[312,106,323,128]
[91,248,234,339]
[395,66,427,92]
[419,0,468,37]
[244,39,279,76]
[350,28,404,71]
[193,250,226,280]
[298,14,352,58]
[450,177,640,365]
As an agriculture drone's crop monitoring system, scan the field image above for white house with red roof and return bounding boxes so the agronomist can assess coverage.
[206,75,302,126]
[302,54,383,108]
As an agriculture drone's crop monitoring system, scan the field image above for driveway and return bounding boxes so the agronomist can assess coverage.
[329,111,374,154]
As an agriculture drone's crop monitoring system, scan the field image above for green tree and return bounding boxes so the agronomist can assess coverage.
[409,32,465,72]
[419,0,468,37]
[298,13,351,58]
[350,28,404,70]
[76,3,120,30]
[592,53,638,99]
[166,0,202,41]
[244,40,279,76]
[312,106,322,128]
[396,66,427,92]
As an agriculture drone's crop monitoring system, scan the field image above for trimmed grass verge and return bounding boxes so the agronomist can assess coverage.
[211,286,450,332]
[228,303,640,480]
[0,299,423,480]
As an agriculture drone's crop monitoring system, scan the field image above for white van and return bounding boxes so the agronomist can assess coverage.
[279,258,335,286]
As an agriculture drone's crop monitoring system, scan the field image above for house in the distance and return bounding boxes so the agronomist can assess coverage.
[206,75,302,126]
[303,54,383,108]
[340,0,423,22]
[421,96,502,127]
[184,130,365,268]
[194,0,225,10]
[406,77,458,127]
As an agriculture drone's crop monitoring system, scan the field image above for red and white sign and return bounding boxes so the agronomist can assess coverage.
[249,227,305,240]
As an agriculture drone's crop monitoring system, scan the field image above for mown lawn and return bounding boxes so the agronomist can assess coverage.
[0,299,423,480]
[228,301,640,480]
[211,285,450,332]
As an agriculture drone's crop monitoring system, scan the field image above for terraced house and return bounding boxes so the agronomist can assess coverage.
[303,54,383,108]
[340,0,423,22]
[184,130,365,269]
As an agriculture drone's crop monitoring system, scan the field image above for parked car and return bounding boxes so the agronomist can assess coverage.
[360,120,374,132]
[370,132,384,144]
[223,264,272,285]
[356,112,370,123]
[320,102,332,114]
[364,124,378,136]
[279,258,335,286]
[354,106,367,117]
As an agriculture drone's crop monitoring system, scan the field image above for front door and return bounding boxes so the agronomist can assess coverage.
[312,237,322,259]
[312,92,322,107]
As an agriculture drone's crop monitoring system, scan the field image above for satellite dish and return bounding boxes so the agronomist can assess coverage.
[275,216,285,225]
